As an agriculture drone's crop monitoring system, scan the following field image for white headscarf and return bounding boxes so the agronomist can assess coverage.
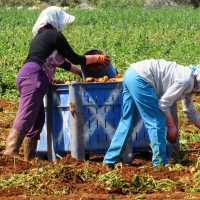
[188,65,200,92]
[32,6,75,36]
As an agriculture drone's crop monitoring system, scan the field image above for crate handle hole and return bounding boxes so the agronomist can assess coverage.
[96,119,98,128]
[112,95,114,101]
[89,134,91,143]
[112,118,115,127]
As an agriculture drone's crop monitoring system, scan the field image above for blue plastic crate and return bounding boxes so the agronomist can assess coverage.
[36,82,177,161]
[36,84,71,161]
[69,82,150,163]
[36,95,48,160]
[132,115,150,152]
[71,82,121,148]
[36,82,151,162]
[52,84,71,156]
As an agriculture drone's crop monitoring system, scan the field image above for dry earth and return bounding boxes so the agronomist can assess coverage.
[1,97,200,200]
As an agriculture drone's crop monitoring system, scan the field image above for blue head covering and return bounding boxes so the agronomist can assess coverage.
[188,65,200,92]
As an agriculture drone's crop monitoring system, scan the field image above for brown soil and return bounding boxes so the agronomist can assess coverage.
[1,97,200,200]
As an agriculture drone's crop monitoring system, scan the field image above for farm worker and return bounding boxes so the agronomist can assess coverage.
[3,6,110,161]
[103,59,200,166]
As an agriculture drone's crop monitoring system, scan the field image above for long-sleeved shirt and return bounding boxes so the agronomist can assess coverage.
[130,59,200,124]
[24,29,86,70]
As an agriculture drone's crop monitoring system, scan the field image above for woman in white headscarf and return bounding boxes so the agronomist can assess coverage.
[4,6,110,161]
[103,59,200,167]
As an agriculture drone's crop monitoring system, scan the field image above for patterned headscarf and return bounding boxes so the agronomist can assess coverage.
[32,6,75,36]
[188,65,200,92]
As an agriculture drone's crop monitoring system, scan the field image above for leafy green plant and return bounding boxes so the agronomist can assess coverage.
[1,7,200,99]
[75,165,96,182]
[97,166,127,192]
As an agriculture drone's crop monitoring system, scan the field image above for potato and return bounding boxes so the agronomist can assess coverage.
[116,74,123,78]
[86,77,96,82]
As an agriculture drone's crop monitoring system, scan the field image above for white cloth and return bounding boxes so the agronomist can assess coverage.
[130,59,200,124]
[32,6,75,36]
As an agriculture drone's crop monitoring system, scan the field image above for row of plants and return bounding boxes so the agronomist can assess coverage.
[0,6,199,99]
[1,0,199,8]
[0,0,139,8]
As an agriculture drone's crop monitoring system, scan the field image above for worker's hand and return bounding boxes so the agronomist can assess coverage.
[98,50,104,55]
[195,119,200,128]
[85,54,111,67]
[166,115,177,144]
[94,54,110,67]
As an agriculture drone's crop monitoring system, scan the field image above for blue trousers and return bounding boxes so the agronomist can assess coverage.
[103,67,168,166]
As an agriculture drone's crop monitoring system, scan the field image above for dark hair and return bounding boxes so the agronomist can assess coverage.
[37,23,54,34]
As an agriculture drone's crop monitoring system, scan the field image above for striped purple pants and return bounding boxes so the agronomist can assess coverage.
[12,62,50,139]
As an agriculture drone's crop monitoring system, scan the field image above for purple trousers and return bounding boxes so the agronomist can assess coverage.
[13,62,50,139]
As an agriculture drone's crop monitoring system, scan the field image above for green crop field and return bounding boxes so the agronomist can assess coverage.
[1,6,200,199]
[0,6,200,99]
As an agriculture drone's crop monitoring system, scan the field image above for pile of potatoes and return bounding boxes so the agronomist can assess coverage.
[52,73,123,85]
[85,73,123,83]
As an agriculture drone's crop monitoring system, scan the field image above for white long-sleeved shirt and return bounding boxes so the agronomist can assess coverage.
[130,59,200,124]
